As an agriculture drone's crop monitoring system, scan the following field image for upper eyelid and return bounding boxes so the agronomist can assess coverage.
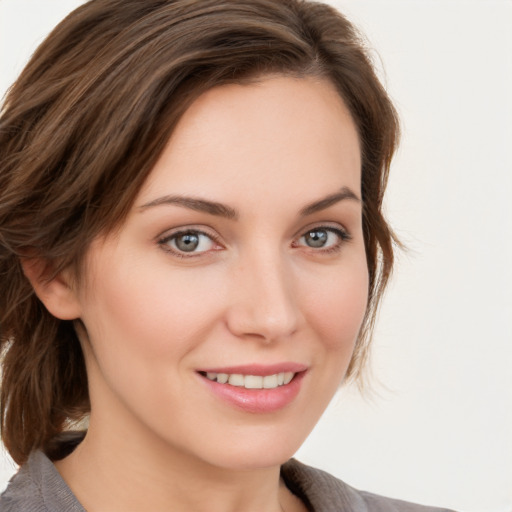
[157,229,222,259]
[156,225,219,242]
[294,226,350,246]
[294,221,350,240]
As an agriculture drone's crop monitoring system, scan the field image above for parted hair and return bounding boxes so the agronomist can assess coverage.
[0,0,399,465]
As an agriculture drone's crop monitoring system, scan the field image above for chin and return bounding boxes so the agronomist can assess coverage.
[209,450,296,472]
[191,425,311,471]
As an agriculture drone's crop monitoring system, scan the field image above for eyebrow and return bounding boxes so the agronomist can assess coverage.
[139,195,238,219]
[138,186,360,220]
[299,187,361,216]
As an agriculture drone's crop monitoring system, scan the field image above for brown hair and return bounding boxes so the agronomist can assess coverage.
[0,0,399,465]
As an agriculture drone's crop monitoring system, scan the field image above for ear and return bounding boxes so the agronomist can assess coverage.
[21,258,82,320]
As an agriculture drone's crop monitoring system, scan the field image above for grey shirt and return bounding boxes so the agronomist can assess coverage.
[0,450,455,512]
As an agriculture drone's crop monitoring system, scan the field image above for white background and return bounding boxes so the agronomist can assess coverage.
[1,1,511,511]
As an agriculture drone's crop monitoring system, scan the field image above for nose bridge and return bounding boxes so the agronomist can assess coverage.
[227,244,299,341]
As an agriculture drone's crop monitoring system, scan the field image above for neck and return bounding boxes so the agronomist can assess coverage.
[55,418,292,512]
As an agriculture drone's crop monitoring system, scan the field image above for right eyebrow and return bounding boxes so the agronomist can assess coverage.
[138,195,238,220]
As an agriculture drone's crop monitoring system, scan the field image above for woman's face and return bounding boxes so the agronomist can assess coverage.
[75,76,368,470]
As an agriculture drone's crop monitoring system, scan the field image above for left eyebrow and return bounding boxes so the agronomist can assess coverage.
[299,187,361,216]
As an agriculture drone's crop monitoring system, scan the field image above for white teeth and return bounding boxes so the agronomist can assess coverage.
[245,375,263,389]
[283,372,294,385]
[217,373,228,384]
[228,374,244,386]
[204,371,296,389]
[263,374,278,388]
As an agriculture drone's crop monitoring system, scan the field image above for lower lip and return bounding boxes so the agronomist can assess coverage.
[199,372,306,413]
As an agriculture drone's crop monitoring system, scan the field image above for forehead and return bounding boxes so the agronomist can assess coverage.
[138,75,361,208]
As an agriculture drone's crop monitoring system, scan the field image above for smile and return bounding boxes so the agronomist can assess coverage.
[204,372,295,389]
[197,364,307,413]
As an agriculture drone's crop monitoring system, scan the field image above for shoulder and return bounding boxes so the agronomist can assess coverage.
[0,451,84,512]
[0,452,47,512]
[281,459,456,512]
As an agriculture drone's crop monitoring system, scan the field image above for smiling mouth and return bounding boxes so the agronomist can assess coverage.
[200,371,295,390]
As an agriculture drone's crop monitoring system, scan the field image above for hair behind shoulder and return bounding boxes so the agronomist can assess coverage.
[0,0,399,465]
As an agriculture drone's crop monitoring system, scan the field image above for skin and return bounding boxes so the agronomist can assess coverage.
[30,75,368,512]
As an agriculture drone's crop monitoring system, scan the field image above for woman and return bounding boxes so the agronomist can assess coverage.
[0,0,455,510]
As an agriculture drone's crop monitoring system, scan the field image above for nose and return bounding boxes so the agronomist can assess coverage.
[225,249,300,343]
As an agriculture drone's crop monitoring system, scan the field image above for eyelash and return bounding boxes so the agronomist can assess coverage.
[157,228,222,259]
[295,226,352,255]
[157,225,351,258]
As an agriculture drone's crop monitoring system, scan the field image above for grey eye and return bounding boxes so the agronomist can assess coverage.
[297,227,348,251]
[174,233,200,252]
[163,231,216,254]
[303,229,329,248]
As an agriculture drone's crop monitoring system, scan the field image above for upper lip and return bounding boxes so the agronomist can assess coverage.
[197,363,308,376]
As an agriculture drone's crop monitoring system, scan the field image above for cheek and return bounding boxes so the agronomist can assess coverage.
[80,258,226,362]
[77,259,231,424]
[304,257,369,352]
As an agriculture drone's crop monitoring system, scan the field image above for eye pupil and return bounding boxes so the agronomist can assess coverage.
[175,233,199,252]
[305,230,328,248]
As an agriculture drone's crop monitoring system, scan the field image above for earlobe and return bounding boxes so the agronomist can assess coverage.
[21,258,82,320]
